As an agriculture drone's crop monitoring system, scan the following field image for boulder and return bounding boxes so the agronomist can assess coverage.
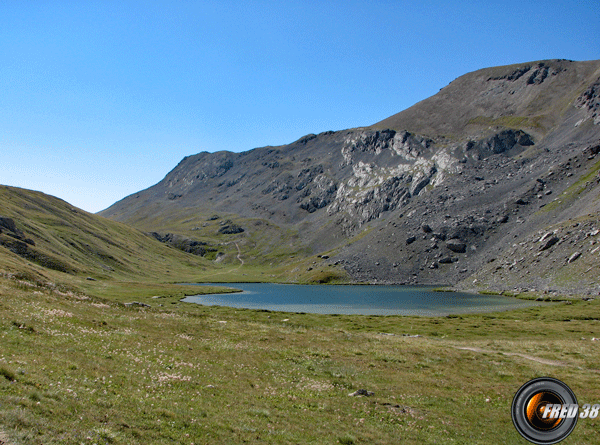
[497,215,509,224]
[540,236,559,251]
[124,302,151,308]
[446,240,467,253]
[349,389,374,397]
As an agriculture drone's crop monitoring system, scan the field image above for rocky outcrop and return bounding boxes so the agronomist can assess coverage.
[0,217,35,246]
[341,129,431,165]
[328,130,445,226]
[466,130,534,158]
[487,62,561,85]
[327,173,412,226]
[0,217,18,233]
[148,232,213,256]
[218,223,244,235]
[575,77,600,125]
[298,169,338,213]
[0,215,75,272]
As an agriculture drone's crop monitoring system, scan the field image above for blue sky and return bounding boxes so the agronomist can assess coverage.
[1,1,599,213]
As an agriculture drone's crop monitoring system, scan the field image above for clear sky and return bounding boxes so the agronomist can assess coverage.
[1,1,599,213]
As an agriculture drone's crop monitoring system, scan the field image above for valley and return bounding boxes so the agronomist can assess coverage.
[1,59,600,444]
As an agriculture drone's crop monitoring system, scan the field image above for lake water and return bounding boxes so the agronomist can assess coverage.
[182,283,538,316]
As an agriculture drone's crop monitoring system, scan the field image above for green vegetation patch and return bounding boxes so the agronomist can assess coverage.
[466,115,548,132]
[538,157,600,214]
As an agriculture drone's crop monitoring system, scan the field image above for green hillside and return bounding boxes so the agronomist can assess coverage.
[0,185,223,287]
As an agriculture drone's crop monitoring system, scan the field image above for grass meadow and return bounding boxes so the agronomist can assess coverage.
[1,275,599,444]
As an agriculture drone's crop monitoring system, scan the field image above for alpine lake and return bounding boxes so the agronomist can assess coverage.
[182,283,539,316]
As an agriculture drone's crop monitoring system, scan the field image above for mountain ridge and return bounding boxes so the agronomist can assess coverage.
[372,59,600,140]
[95,59,600,293]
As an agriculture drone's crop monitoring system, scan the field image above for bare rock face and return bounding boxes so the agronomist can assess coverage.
[575,77,600,125]
[467,130,534,156]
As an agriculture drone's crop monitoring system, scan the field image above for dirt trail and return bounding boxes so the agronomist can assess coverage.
[209,241,244,278]
[232,242,244,267]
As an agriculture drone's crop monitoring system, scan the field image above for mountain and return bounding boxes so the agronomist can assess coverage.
[0,185,214,283]
[100,59,600,294]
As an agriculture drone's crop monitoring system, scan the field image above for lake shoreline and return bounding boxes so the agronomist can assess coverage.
[181,282,542,316]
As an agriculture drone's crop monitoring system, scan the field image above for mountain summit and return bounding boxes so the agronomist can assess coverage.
[101,60,600,294]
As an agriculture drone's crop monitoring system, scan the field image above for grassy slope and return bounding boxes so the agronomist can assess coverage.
[0,185,229,284]
[104,203,350,284]
[1,275,600,444]
[371,59,600,140]
[0,185,346,290]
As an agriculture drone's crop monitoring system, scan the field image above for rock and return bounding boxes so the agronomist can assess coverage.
[0,217,17,233]
[86,277,96,281]
[446,240,467,253]
[497,215,509,224]
[218,224,244,234]
[540,236,559,251]
[149,232,210,256]
[568,252,581,263]
[438,256,455,264]
[515,198,529,205]
[406,236,416,245]
[587,144,600,156]
[485,130,534,154]
[124,302,151,308]
[349,389,374,397]
[421,224,432,233]
[432,232,446,241]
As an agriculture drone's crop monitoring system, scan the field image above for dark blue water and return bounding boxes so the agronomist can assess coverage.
[182,283,538,316]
